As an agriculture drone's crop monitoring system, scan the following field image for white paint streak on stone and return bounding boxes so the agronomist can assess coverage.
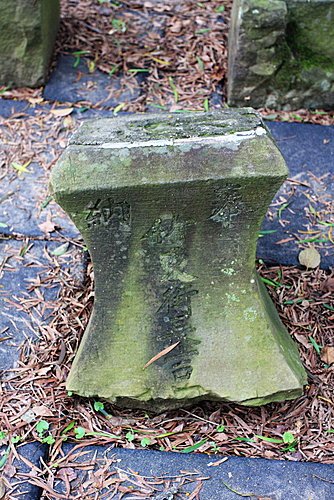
[255,126,267,136]
[100,129,265,150]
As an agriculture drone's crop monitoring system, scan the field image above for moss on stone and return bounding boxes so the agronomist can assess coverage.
[51,112,307,410]
[286,1,334,59]
[228,0,334,109]
[0,0,60,87]
[70,110,263,145]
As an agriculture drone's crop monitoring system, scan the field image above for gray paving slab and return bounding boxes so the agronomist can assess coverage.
[0,99,33,118]
[53,445,334,499]
[0,239,84,371]
[43,55,145,107]
[0,98,114,120]
[0,102,114,240]
[0,442,47,500]
[0,162,79,239]
[258,122,334,268]
[268,122,334,177]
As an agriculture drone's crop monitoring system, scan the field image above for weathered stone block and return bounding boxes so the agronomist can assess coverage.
[228,0,334,110]
[50,110,306,410]
[0,0,60,87]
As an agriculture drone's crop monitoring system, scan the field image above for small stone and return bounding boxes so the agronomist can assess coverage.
[250,62,278,76]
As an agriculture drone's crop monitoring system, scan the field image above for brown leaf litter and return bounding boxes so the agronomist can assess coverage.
[0,254,333,497]
[0,0,333,124]
[0,1,333,498]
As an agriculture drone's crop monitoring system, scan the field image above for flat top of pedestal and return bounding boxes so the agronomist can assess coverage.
[70,109,264,146]
[51,109,288,195]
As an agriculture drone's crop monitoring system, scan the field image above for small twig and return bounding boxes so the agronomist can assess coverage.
[207,457,229,467]
[180,409,218,426]
[222,482,258,498]
[114,467,199,481]
[312,474,334,484]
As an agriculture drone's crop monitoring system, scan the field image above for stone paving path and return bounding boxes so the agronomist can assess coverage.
[54,446,334,499]
[0,54,333,499]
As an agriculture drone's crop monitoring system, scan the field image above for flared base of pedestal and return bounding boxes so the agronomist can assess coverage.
[66,275,307,411]
[67,386,305,413]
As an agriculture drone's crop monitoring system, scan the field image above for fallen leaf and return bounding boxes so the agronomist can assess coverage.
[28,97,44,105]
[63,115,74,128]
[207,457,228,467]
[3,464,16,478]
[37,366,52,376]
[321,277,334,292]
[56,467,77,482]
[22,409,36,423]
[0,478,6,500]
[321,346,334,365]
[181,438,208,453]
[52,242,69,256]
[294,334,311,349]
[113,102,126,115]
[143,341,180,369]
[169,21,182,33]
[149,56,171,65]
[12,160,31,174]
[39,219,56,233]
[51,108,73,117]
[298,247,321,269]
[214,432,228,443]
[32,405,54,417]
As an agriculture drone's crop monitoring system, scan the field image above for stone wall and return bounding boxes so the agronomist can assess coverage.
[0,0,60,88]
[227,0,334,110]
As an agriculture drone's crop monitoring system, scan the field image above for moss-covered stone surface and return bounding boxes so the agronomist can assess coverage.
[228,0,334,110]
[50,110,307,411]
[0,0,60,88]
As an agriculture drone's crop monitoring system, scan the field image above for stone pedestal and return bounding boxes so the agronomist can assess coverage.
[50,110,306,410]
[227,0,334,110]
[0,0,60,88]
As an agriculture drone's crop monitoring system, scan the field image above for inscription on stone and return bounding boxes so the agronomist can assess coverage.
[86,199,130,228]
[210,184,244,228]
[142,216,199,382]
[157,283,199,381]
